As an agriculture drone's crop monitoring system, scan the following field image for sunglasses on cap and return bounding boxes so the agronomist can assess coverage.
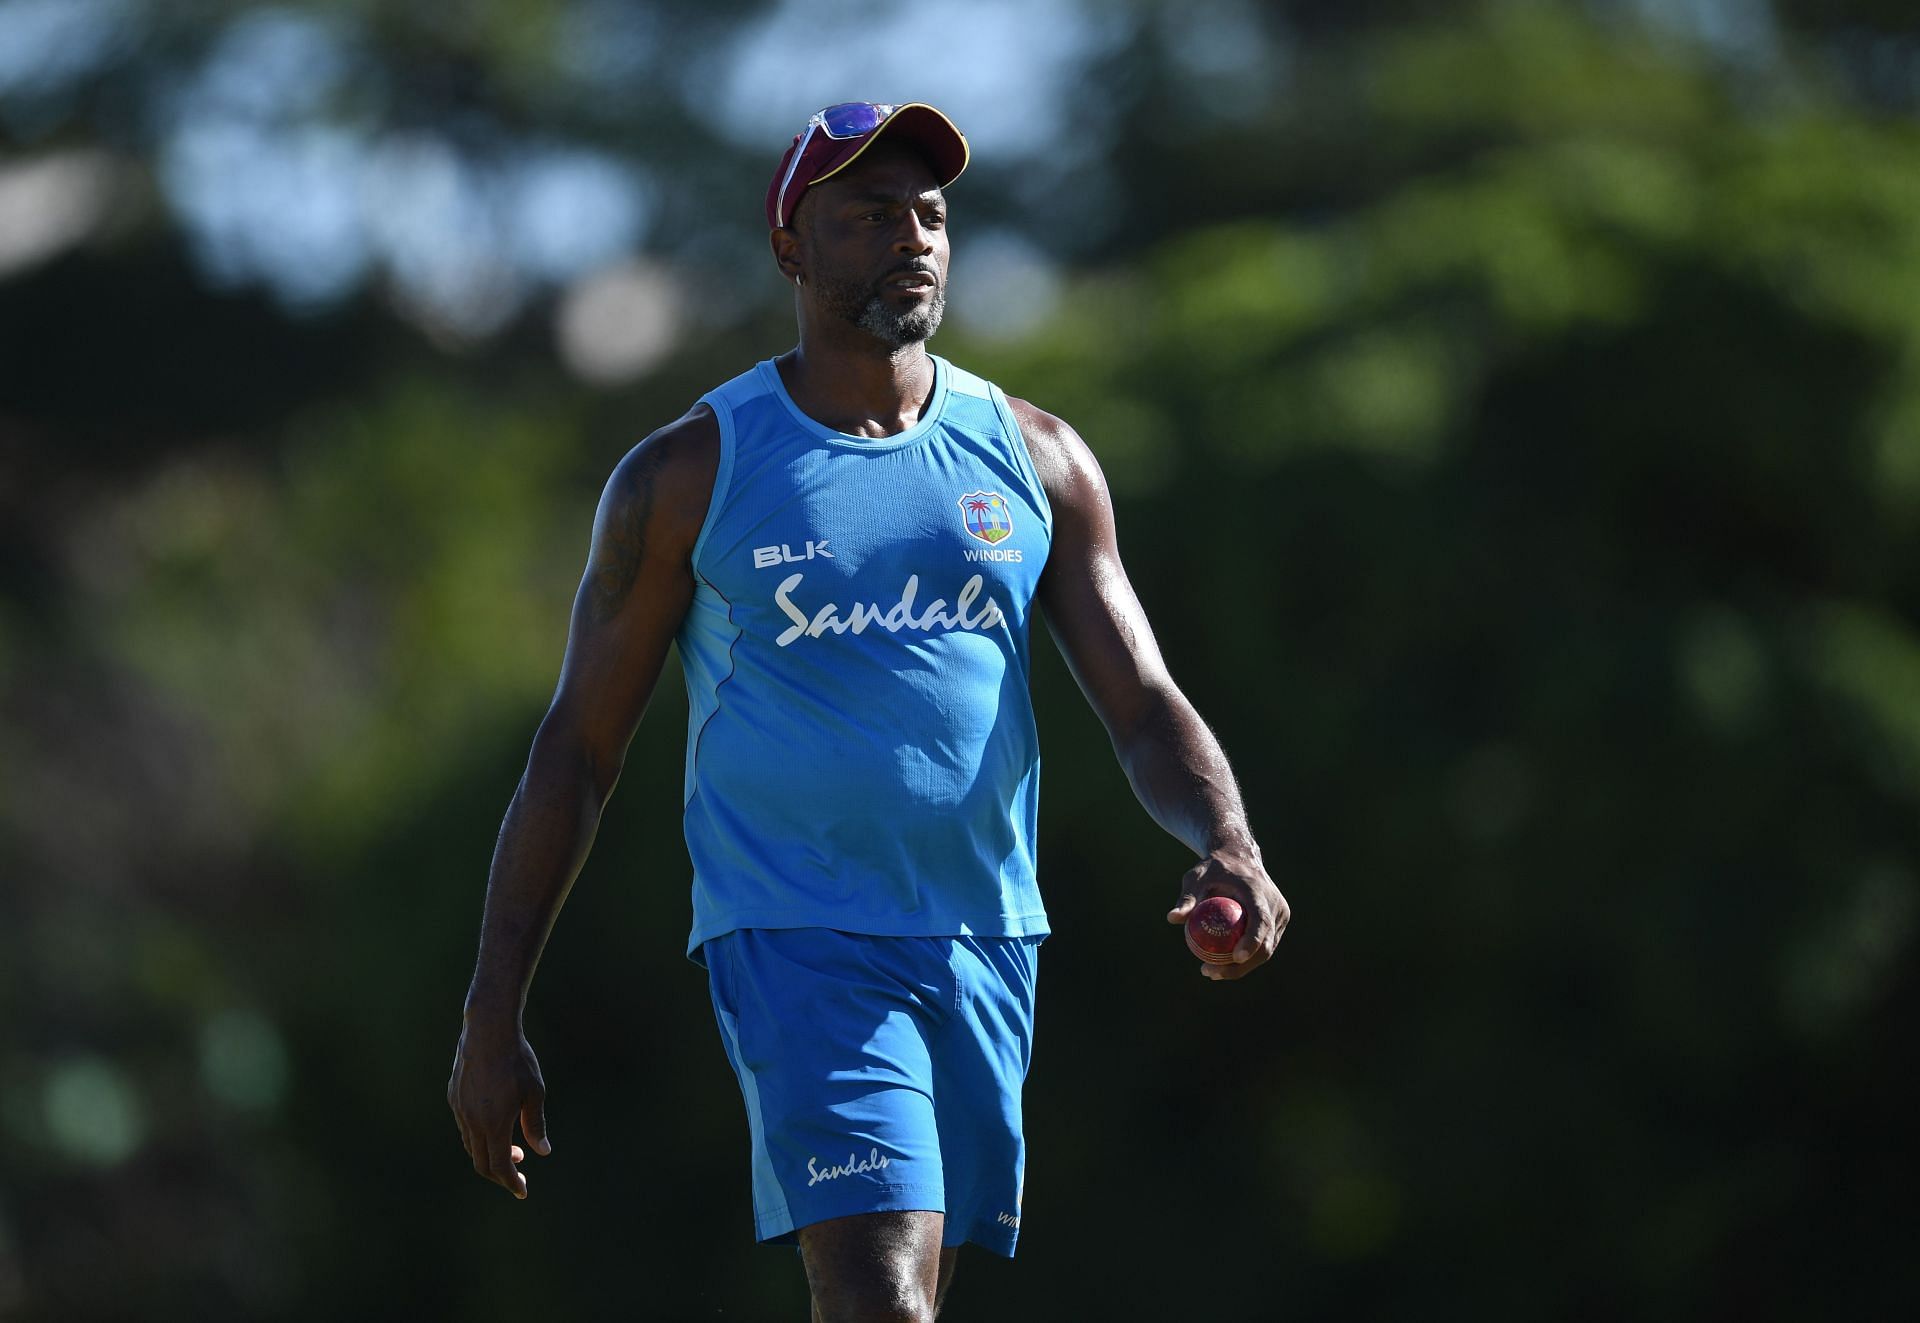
[814,101,903,139]
[773,102,903,230]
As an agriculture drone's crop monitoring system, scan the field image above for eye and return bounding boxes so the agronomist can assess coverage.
[862,210,888,223]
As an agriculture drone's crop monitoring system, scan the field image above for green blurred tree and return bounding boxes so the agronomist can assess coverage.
[3,2,1918,1319]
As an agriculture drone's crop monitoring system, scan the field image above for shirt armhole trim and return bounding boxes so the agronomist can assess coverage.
[689,397,737,577]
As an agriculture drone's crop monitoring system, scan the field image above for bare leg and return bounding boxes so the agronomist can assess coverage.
[810,1244,957,1321]
[933,1246,959,1317]
[799,1211,943,1323]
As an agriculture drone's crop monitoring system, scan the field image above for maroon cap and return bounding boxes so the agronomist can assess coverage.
[766,102,970,231]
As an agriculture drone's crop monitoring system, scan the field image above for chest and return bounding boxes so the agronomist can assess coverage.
[703,431,1051,640]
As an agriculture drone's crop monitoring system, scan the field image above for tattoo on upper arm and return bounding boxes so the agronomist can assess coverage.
[589,443,669,624]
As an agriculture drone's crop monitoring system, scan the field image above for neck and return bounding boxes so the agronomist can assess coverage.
[777,323,935,439]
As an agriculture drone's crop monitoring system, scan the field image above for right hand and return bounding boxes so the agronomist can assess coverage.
[447,1020,552,1199]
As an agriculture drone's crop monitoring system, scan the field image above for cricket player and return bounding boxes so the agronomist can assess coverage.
[449,101,1289,1322]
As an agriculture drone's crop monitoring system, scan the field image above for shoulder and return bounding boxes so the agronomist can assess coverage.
[596,403,722,561]
[1004,395,1109,515]
[620,400,721,482]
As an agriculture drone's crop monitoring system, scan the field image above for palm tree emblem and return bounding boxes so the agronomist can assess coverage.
[957,491,1013,544]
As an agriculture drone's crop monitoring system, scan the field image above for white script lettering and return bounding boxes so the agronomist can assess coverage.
[774,572,1007,648]
[807,1148,892,1186]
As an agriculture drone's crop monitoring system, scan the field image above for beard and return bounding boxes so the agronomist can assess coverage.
[813,264,946,348]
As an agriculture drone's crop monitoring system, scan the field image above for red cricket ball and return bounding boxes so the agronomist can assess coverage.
[1185,895,1246,964]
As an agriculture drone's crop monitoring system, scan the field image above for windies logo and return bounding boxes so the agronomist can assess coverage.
[958,491,1013,545]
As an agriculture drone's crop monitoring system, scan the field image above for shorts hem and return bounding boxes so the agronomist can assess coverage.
[948,1218,1021,1258]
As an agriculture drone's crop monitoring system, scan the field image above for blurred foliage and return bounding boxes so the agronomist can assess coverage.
[3,0,1920,1319]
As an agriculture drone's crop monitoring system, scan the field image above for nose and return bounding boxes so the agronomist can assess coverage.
[894,210,934,256]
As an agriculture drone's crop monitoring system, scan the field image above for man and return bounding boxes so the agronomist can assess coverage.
[448,101,1289,1321]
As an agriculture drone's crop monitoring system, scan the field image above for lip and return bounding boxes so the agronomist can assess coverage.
[887,271,937,289]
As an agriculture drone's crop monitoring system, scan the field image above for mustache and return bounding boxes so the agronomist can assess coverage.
[883,261,939,282]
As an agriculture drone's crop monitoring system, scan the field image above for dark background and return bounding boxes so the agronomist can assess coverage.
[3,1,1917,1318]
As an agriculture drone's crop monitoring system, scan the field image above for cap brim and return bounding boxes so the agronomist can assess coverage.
[808,103,970,192]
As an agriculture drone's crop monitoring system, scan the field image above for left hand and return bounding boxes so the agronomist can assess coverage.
[1167,850,1290,981]
[447,1019,552,1200]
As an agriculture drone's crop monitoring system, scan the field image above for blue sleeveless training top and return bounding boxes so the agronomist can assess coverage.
[675,354,1054,957]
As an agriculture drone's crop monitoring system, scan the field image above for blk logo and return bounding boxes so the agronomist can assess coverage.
[753,540,833,569]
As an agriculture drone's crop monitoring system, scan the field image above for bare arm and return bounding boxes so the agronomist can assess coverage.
[1012,396,1289,981]
[448,405,718,1196]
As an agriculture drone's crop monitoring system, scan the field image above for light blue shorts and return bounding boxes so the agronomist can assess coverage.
[701,927,1042,1257]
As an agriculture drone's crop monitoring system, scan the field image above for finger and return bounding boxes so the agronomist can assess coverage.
[1270,898,1292,948]
[1230,914,1269,965]
[1207,921,1269,979]
[1217,909,1285,978]
[487,1136,528,1199]
[1167,862,1209,923]
[470,1117,503,1182]
[1231,892,1291,964]
[1225,942,1271,976]
[521,1094,553,1157]
[473,1125,515,1192]
[1205,948,1251,979]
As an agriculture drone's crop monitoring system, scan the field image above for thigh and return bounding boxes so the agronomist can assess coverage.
[709,929,951,1244]
[929,935,1041,1257]
[935,1244,960,1314]
[799,1210,943,1323]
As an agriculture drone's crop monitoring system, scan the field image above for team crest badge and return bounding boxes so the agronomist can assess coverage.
[957,491,1014,545]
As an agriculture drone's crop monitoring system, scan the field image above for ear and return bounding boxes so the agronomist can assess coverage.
[770,226,805,286]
